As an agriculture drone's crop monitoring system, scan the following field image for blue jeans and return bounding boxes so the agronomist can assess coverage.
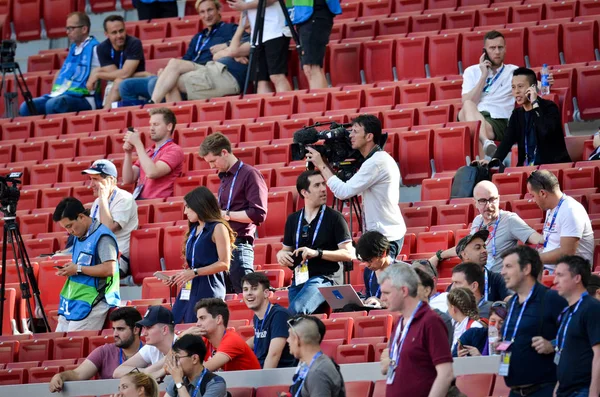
[509,383,555,397]
[559,388,589,397]
[119,76,158,101]
[229,243,254,293]
[388,237,404,260]
[288,275,333,315]
[19,94,92,116]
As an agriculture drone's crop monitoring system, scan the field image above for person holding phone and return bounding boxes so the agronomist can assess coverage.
[276,170,353,315]
[480,67,571,167]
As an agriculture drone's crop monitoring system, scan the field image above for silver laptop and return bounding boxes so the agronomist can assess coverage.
[318,284,376,311]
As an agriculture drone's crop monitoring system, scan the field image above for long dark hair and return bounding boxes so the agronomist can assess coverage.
[181,187,236,258]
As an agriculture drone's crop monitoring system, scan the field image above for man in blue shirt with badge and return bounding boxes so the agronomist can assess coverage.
[241,272,295,368]
[498,246,567,397]
[553,255,600,397]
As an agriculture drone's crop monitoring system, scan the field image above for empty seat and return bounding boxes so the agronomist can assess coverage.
[353,315,393,339]
[394,37,427,79]
[511,199,544,220]
[437,203,473,225]
[27,54,57,73]
[363,39,394,83]
[383,108,416,128]
[230,98,264,120]
[13,0,41,40]
[492,172,526,195]
[562,167,598,190]
[322,318,354,342]
[18,339,51,362]
[418,104,452,125]
[526,24,561,68]
[138,21,169,40]
[53,336,87,360]
[130,228,163,285]
[346,20,377,39]
[421,177,453,201]
[398,130,433,185]
[402,206,436,227]
[576,66,600,120]
[257,191,293,237]
[445,9,477,29]
[417,231,453,252]
[428,33,460,77]
[153,202,184,223]
[296,92,330,114]
[329,42,362,87]
[478,6,510,27]
[512,4,543,23]
[19,213,52,235]
[365,87,398,107]
[411,12,444,33]
[432,127,470,172]
[336,344,374,363]
[263,95,297,116]
[377,15,410,36]
[399,82,433,104]
[561,21,597,64]
[544,1,577,20]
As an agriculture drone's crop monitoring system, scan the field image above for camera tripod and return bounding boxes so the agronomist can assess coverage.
[242,0,302,94]
[332,196,363,284]
[0,215,50,334]
[0,60,36,117]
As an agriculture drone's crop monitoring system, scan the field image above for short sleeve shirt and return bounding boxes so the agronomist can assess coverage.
[133,140,184,199]
[283,206,352,279]
[203,331,261,371]
[461,63,518,119]
[97,36,145,74]
[90,187,138,258]
[165,371,227,397]
[542,195,594,268]
[86,343,121,380]
[252,304,295,368]
[300,354,345,397]
[470,210,536,273]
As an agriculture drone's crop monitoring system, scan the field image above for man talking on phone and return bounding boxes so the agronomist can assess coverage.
[480,67,570,167]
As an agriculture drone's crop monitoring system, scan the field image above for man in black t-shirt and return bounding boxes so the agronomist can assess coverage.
[241,272,296,369]
[87,15,147,109]
[276,170,353,315]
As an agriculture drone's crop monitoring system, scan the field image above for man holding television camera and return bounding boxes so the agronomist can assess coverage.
[305,114,406,258]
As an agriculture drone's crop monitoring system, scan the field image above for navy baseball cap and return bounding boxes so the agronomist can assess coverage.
[455,230,490,258]
[82,159,118,178]
[136,305,175,327]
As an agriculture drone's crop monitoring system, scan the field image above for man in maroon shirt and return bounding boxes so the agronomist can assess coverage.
[199,133,268,293]
[379,262,454,397]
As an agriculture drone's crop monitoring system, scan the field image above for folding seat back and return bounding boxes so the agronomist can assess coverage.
[544,1,577,20]
[421,177,453,201]
[398,130,433,185]
[153,40,185,60]
[138,20,169,40]
[394,37,427,79]
[445,9,477,29]
[329,42,363,87]
[19,213,51,235]
[377,16,410,37]
[512,198,544,220]
[418,104,452,125]
[230,98,264,120]
[0,368,26,385]
[394,0,425,13]
[142,277,176,300]
[363,39,395,83]
[153,202,184,223]
[353,314,394,339]
[34,117,65,138]
[399,82,433,105]
[130,228,164,284]
[562,167,598,190]
[163,225,187,271]
[27,54,58,73]
[478,6,510,27]
[513,4,543,23]
[579,0,600,16]
[257,191,293,237]
[2,121,33,141]
[18,339,52,362]
[362,0,393,17]
[437,203,473,225]
[455,374,495,397]
[246,121,279,142]
[53,336,87,360]
[434,79,463,101]
[260,144,290,165]
[561,21,597,64]
[433,126,470,172]
[78,135,108,157]
[411,12,444,33]
[498,27,527,67]
[24,238,58,258]
[402,205,436,227]
[296,92,330,114]
[526,24,561,68]
[335,344,374,364]
[0,340,18,363]
[98,110,130,131]
[15,141,45,163]
[322,318,354,342]
[576,66,600,120]
[13,0,41,41]
[428,33,460,77]
[492,172,526,195]
[263,95,297,116]
[346,20,377,39]
[62,160,94,183]
[41,187,73,209]
[17,188,40,211]
[47,137,78,160]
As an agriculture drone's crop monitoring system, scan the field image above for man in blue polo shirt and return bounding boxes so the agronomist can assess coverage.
[499,246,567,397]
[553,255,600,397]
[241,272,295,368]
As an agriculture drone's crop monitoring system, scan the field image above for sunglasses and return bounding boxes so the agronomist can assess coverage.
[492,301,507,309]
[527,170,549,191]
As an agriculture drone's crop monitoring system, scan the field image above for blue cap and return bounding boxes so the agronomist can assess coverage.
[136,305,175,327]
[82,159,118,178]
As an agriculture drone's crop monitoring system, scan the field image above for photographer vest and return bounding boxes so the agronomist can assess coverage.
[53,36,100,100]
[287,0,342,24]
[58,222,120,321]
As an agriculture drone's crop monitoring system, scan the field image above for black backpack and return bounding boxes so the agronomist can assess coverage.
[199,372,231,397]
[450,159,504,199]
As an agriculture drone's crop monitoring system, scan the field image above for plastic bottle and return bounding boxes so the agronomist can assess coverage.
[541,64,550,96]
[488,320,499,356]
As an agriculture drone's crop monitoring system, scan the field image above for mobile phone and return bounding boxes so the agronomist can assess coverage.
[127,126,135,132]
[526,84,537,101]
[154,271,171,281]
[53,265,65,269]
[457,340,464,350]
[482,48,491,63]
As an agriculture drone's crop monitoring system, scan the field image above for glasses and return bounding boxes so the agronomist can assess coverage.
[527,170,552,192]
[66,25,84,32]
[476,196,499,206]
[174,354,191,365]
[492,301,507,309]
[128,367,140,374]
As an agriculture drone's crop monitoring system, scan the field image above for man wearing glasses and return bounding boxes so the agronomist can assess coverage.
[429,180,543,273]
[527,170,594,271]
[19,12,101,116]
[276,170,353,315]
[164,335,227,397]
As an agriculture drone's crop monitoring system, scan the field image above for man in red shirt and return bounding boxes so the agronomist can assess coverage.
[122,107,184,199]
[191,298,261,372]
[379,262,455,397]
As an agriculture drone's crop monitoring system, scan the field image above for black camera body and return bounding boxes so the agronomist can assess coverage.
[0,172,23,217]
[0,40,17,64]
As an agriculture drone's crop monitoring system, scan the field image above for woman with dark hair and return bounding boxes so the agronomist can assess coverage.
[167,187,236,323]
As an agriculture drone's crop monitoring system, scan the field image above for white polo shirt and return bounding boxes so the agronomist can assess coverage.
[461,63,518,119]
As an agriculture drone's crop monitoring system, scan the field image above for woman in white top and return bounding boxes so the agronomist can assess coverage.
[447,287,486,350]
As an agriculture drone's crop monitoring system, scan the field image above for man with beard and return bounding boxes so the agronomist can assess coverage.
[49,307,143,391]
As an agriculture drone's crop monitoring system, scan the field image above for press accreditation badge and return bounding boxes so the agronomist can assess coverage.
[496,341,513,376]
[554,351,561,366]
[295,263,309,285]
[180,281,192,301]
[132,184,143,200]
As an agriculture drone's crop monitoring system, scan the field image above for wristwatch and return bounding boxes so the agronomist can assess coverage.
[193,268,198,276]
[435,250,444,262]
[175,382,184,390]
[223,210,231,221]
[77,264,83,274]
[316,249,323,259]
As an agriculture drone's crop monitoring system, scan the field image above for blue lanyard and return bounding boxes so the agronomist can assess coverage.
[219,162,243,212]
[119,341,143,365]
[110,48,124,69]
[92,189,117,219]
[193,24,221,62]
[557,292,587,352]
[253,303,271,356]
[293,351,323,397]
[543,195,565,248]
[483,65,505,93]
[187,226,204,270]
[483,269,489,302]
[369,271,380,298]
[151,139,173,160]
[191,368,208,397]
[390,301,422,368]
[502,285,535,342]
[295,206,325,251]
[479,215,501,257]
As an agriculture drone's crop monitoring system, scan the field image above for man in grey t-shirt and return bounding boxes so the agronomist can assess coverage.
[287,315,345,397]
[429,180,543,273]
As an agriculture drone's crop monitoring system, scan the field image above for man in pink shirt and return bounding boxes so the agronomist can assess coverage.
[122,107,184,199]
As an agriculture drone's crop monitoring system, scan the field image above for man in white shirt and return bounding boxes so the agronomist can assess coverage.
[459,30,518,157]
[306,114,406,258]
[113,305,175,379]
[527,170,595,271]
[83,160,138,278]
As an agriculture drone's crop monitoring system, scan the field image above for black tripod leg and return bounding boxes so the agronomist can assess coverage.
[243,0,267,95]
[0,223,9,335]
[13,65,37,116]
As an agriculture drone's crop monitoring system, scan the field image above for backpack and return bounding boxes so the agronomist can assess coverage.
[198,371,231,397]
[450,159,504,199]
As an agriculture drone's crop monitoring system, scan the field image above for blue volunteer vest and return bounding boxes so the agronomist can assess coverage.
[288,0,342,25]
[58,223,120,321]
[53,36,100,100]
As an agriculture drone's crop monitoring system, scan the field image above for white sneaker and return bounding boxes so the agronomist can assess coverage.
[483,140,497,157]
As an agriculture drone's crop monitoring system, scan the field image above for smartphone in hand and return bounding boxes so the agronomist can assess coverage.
[526,84,537,101]
[127,126,135,132]
[154,271,171,282]
[53,265,65,269]
[482,48,491,63]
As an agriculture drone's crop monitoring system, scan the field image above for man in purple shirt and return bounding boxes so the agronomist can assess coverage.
[199,133,268,293]
[48,307,143,392]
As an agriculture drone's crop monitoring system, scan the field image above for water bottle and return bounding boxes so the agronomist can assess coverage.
[488,320,499,356]
[541,64,550,96]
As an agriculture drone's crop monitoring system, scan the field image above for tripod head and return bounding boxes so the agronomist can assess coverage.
[0,172,22,218]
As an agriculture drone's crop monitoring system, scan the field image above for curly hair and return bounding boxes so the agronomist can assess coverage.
[447,287,484,324]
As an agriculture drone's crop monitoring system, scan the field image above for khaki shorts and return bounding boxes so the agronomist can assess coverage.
[56,300,110,332]
[180,61,240,100]
[480,111,508,141]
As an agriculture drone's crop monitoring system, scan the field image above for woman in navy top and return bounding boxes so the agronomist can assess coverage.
[169,187,236,323]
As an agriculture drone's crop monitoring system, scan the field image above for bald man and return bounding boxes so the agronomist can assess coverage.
[430,180,543,273]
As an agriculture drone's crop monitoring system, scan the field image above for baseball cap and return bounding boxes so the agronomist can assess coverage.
[82,159,118,178]
[455,230,490,258]
[136,305,175,327]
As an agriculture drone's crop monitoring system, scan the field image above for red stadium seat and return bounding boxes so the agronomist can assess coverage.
[27,54,57,73]
[511,199,544,220]
[365,86,398,107]
[513,3,543,22]
[62,160,92,183]
[153,202,184,223]
[246,121,279,142]
[41,187,73,209]
[498,27,527,67]
[562,167,599,190]
[0,340,18,363]
[296,92,330,114]
[445,9,477,29]
[53,336,87,360]
[331,89,363,111]
[561,20,597,65]
[15,141,45,163]
[163,225,186,271]
[18,339,52,362]
[169,18,201,37]
[411,12,444,33]
[322,318,354,343]
[576,65,600,120]
[492,171,526,195]
[346,381,375,397]
[402,205,436,227]
[89,0,116,12]
[434,79,463,101]
[98,110,130,131]
[394,37,427,79]
[363,39,394,83]
[362,0,393,17]
[398,130,433,185]
[19,213,52,235]
[377,15,410,37]
[437,203,473,225]
[455,374,495,397]
[257,191,293,237]
[130,228,164,285]
[0,368,27,385]
[260,144,290,165]
[353,315,393,339]
[24,238,57,258]
[399,82,433,104]
[142,277,176,300]
[544,1,577,20]
[138,20,169,41]
[578,0,600,16]
[230,98,264,120]
[13,0,41,40]
[264,95,297,116]
[382,108,416,128]
[428,33,460,77]
[418,105,452,125]
[3,121,33,140]
[346,20,377,39]
[47,137,78,160]
[421,177,453,201]
[329,42,362,87]
[526,24,561,68]
[43,0,74,38]
[433,126,470,172]
[478,6,510,27]
[336,344,374,363]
